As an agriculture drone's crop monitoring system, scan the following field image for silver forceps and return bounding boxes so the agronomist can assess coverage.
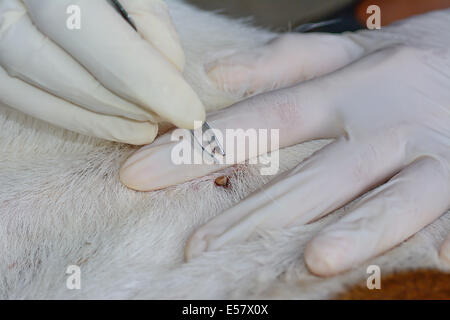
[110,0,226,160]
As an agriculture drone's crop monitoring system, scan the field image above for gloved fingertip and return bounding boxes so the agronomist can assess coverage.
[184,235,208,262]
[119,167,155,192]
[439,234,450,265]
[304,235,353,277]
[120,124,159,146]
[119,170,146,192]
[170,104,206,130]
[119,143,174,191]
[119,159,157,192]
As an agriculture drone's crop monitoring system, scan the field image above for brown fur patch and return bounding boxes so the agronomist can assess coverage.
[337,270,450,300]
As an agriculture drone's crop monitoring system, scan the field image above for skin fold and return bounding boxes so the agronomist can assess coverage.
[0,0,205,144]
[121,10,450,276]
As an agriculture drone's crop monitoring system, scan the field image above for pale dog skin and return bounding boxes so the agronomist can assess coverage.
[0,0,448,299]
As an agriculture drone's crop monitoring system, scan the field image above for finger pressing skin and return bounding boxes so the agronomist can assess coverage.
[185,135,408,260]
[305,157,450,277]
[120,83,341,191]
[120,141,225,191]
[121,0,185,71]
[23,0,205,129]
[206,33,365,96]
[0,65,158,145]
[440,233,450,265]
[0,0,156,122]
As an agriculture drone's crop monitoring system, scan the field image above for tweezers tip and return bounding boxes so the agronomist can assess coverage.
[110,0,138,31]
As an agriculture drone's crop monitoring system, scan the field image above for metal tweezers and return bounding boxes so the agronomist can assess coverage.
[110,0,225,160]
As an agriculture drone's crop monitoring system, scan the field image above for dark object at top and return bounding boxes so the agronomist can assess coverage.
[109,0,138,31]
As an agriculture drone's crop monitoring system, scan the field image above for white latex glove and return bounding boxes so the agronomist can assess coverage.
[120,10,450,275]
[0,0,205,145]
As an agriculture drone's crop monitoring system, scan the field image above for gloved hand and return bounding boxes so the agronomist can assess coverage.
[120,10,450,275]
[0,0,205,145]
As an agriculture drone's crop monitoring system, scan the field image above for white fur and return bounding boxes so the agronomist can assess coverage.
[0,0,448,299]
